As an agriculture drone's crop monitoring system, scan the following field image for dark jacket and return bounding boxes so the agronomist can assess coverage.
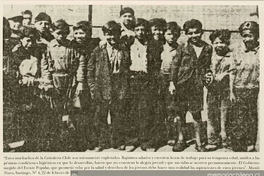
[87,42,131,101]
[170,41,212,87]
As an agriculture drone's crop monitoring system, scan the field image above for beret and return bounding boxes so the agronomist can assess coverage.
[120,7,134,17]
[35,12,52,24]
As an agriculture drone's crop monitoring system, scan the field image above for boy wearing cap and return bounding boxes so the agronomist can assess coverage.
[8,15,23,39]
[160,21,181,146]
[119,7,135,39]
[205,29,235,150]
[230,21,259,152]
[169,19,212,152]
[87,21,130,152]
[22,10,33,27]
[34,12,54,44]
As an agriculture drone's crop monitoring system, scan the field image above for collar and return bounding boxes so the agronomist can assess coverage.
[50,39,60,47]
[134,38,147,46]
[50,39,70,47]
[245,46,259,54]
[164,42,177,52]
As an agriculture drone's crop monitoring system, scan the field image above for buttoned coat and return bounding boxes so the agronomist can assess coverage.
[87,43,131,101]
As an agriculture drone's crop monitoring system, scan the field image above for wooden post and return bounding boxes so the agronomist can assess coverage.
[88,5,93,23]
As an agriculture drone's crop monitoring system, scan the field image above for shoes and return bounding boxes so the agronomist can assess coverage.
[195,145,207,152]
[87,144,96,151]
[172,141,187,152]
[205,144,218,151]
[118,145,126,151]
[140,143,148,151]
[167,140,176,146]
[95,146,104,152]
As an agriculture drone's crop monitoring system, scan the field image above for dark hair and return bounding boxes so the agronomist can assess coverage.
[183,19,203,34]
[51,19,70,35]
[120,7,135,17]
[209,29,231,45]
[3,17,11,39]
[134,18,149,29]
[102,20,121,36]
[20,26,39,39]
[149,18,166,29]
[165,21,181,37]
[73,21,92,37]
[22,10,32,16]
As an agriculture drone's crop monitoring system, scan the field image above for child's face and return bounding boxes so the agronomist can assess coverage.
[20,37,34,50]
[164,29,179,44]
[134,25,146,40]
[121,13,134,27]
[213,37,229,56]
[151,26,163,41]
[74,29,88,44]
[22,14,32,26]
[52,29,68,43]
[241,30,258,50]
[35,20,50,33]
[105,32,119,46]
[10,21,21,31]
[186,28,202,45]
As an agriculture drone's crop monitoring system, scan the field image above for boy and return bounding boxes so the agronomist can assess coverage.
[140,18,167,151]
[34,12,54,44]
[12,27,42,151]
[159,21,181,146]
[206,29,235,150]
[169,19,212,152]
[119,7,135,39]
[128,18,150,150]
[230,21,259,152]
[87,21,130,152]
[45,19,79,151]
[22,10,33,27]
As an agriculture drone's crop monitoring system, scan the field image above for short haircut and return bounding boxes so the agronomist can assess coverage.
[51,19,70,35]
[22,10,32,17]
[134,18,149,29]
[149,18,166,29]
[165,21,181,37]
[102,20,121,36]
[73,21,92,37]
[183,19,203,34]
[209,29,231,45]
[20,26,39,39]
[120,7,135,17]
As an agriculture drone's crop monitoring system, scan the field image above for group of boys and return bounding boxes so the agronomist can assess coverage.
[3,7,259,152]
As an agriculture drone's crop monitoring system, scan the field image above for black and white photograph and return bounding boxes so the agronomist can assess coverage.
[3,4,260,153]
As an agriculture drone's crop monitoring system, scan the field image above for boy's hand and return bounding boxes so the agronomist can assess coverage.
[169,81,176,95]
[230,93,236,103]
[12,43,21,52]
[204,72,213,85]
[76,82,84,95]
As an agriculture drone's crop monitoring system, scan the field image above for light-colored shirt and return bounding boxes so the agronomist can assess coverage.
[106,42,119,74]
[161,42,177,74]
[48,39,70,73]
[193,44,203,58]
[130,38,148,73]
[233,46,259,89]
[211,52,235,78]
